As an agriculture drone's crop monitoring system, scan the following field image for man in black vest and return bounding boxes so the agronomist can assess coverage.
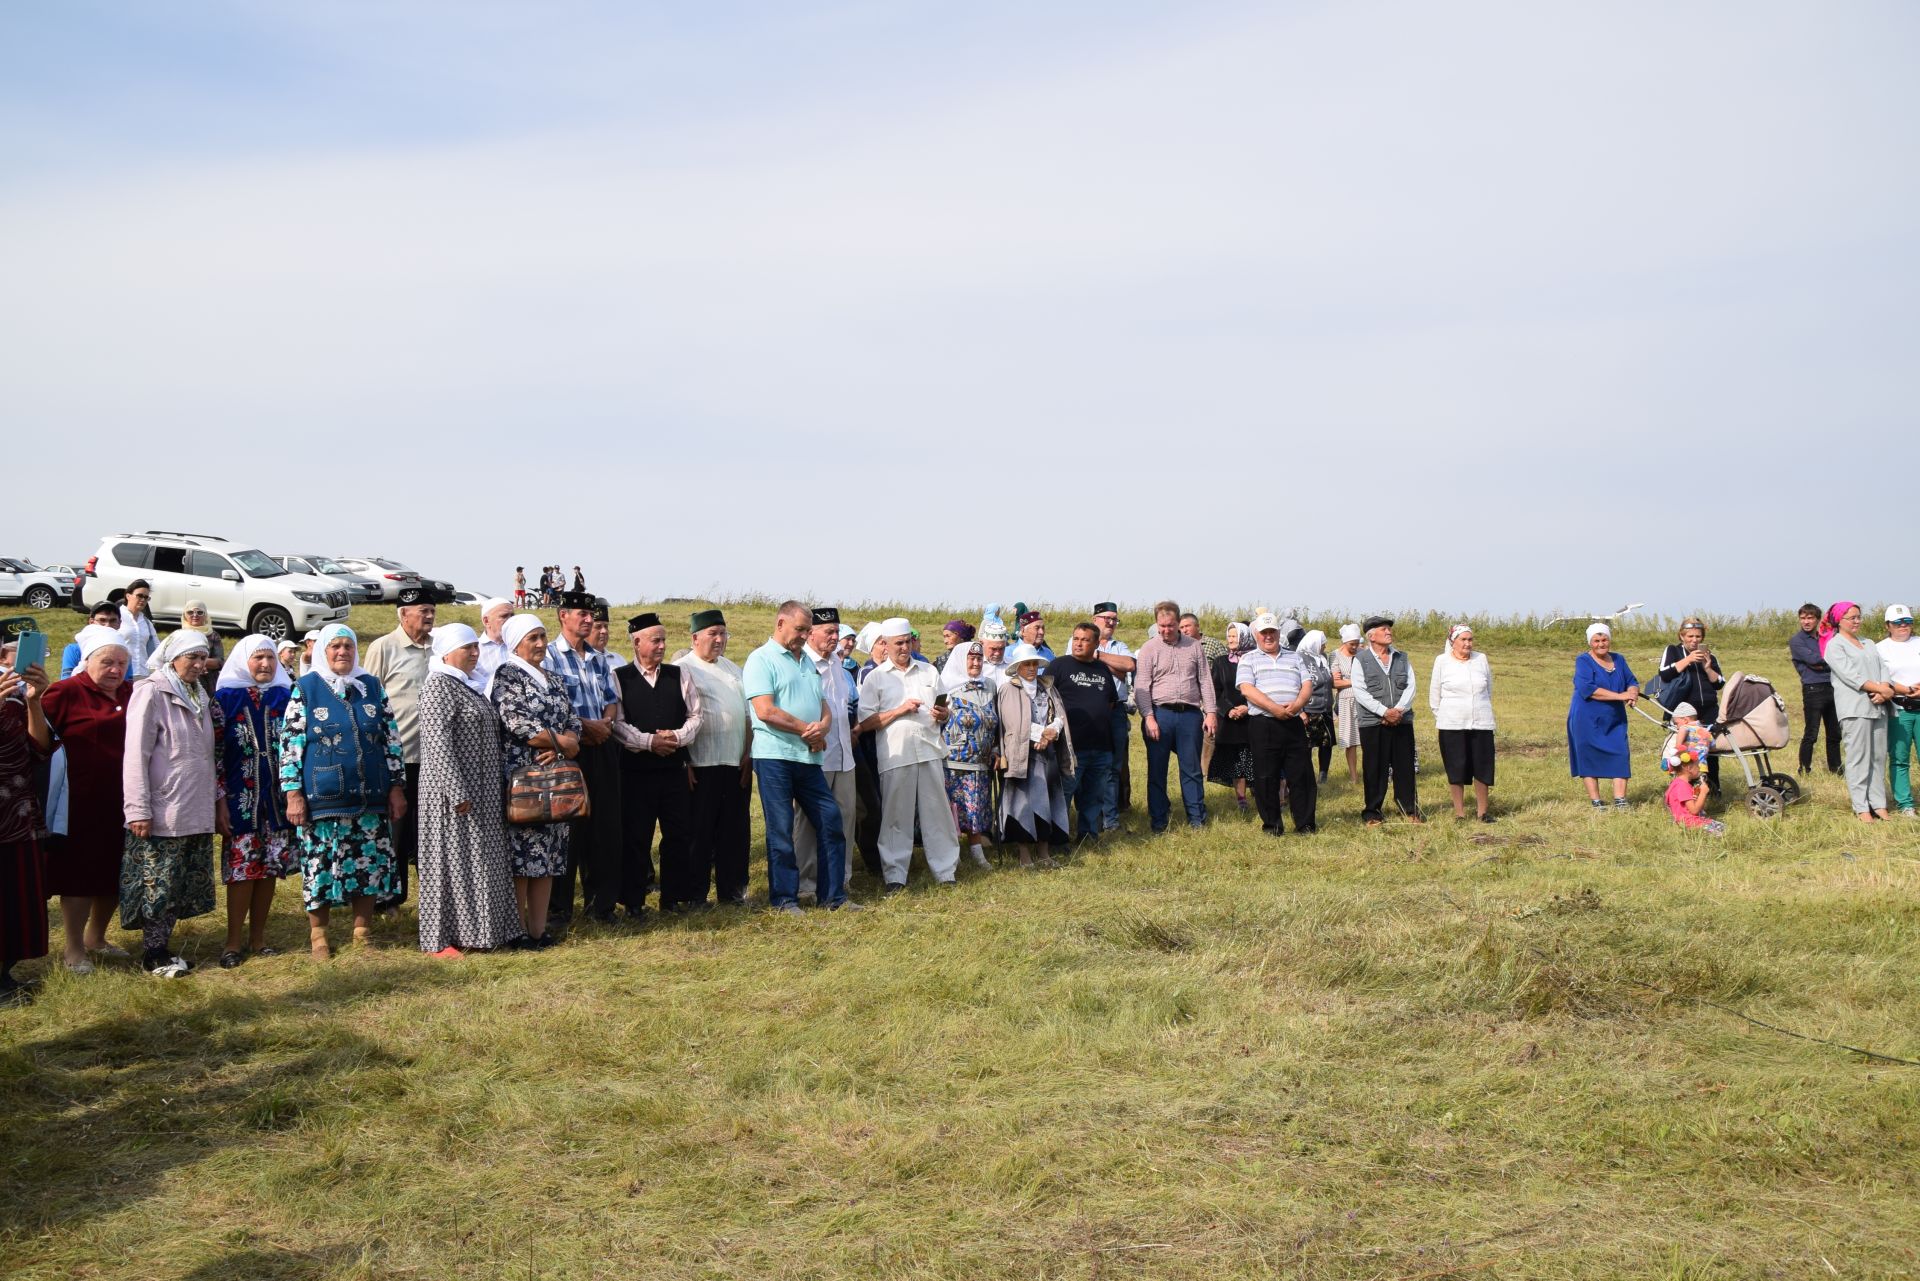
[1351,615,1425,826]
[614,614,704,913]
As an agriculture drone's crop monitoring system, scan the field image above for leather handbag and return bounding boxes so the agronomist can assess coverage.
[507,753,591,825]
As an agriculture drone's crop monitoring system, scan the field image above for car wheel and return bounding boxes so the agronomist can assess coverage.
[397,588,421,605]
[250,606,294,641]
[24,585,55,609]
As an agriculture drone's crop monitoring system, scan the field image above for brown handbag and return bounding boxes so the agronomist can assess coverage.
[507,753,591,825]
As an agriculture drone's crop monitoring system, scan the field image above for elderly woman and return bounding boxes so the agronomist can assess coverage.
[489,614,579,947]
[1294,630,1335,783]
[211,635,295,967]
[1329,623,1363,785]
[1823,601,1894,821]
[1430,624,1497,822]
[122,629,226,978]
[1567,622,1639,810]
[1208,622,1256,811]
[42,625,134,971]
[417,623,520,955]
[940,641,1000,867]
[61,600,125,680]
[179,601,225,697]
[938,619,976,672]
[280,624,405,959]
[1656,618,1725,796]
[0,648,52,1002]
[994,643,1075,869]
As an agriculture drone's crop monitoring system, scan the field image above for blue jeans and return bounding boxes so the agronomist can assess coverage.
[1068,748,1113,839]
[1104,709,1129,830]
[1144,706,1206,829]
[754,759,847,907]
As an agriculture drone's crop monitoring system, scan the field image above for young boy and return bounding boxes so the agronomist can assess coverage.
[1669,701,1714,766]
[1663,749,1726,836]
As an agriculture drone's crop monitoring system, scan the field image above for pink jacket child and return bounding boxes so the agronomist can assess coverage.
[123,668,223,837]
[1662,749,1725,836]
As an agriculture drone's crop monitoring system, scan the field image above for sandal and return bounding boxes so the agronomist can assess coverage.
[218,950,245,969]
[309,926,332,961]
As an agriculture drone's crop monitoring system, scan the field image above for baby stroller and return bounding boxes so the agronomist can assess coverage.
[1633,671,1800,818]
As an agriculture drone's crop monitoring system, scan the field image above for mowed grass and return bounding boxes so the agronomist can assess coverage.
[3,601,1917,1279]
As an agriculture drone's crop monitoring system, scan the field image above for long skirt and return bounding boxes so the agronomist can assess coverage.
[1334,691,1360,749]
[120,832,216,929]
[223,830,298,885]
[418,809,520,953]
[945,768,993,835]
[1000,752,1070,845]
[297,813,400,912]
[1,838,48,971]
[1207,742,1255,786]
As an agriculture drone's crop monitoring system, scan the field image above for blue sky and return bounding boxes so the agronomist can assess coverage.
[3,2,1915,619]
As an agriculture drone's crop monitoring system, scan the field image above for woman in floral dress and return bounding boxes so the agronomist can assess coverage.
[212,634,295,968]
[280,623,405,960]
[939,641,999,868]
[488,615,579,948]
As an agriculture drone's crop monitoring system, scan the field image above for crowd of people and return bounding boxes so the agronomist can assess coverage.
[0,592,1910,1000]
[514,566,587,608]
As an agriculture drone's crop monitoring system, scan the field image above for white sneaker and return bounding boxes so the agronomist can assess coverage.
[146,956,192,979]
[965,847,991,869]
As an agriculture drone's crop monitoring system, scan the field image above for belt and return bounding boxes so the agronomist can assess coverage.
[1156,702,1199,713]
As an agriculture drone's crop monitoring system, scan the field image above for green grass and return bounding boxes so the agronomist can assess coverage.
[3,602,1917,1279]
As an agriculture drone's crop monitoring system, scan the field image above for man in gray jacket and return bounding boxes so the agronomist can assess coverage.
[1351,616,1424,826]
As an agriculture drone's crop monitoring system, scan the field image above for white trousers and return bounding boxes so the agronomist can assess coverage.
[795,768,858,899]
[878,759,960,885]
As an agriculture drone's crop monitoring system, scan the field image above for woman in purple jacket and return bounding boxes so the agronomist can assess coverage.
[121,629,227,978]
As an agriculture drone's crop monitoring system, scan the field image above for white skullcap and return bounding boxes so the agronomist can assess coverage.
[431,623,479,657]
[1671,701,1698,718]
[481,597,513,619]
[877,617,912,639]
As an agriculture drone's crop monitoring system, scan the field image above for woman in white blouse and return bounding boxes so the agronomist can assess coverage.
[1429,624,1496,821]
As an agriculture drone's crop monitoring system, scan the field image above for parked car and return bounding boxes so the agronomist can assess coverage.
[332,557,423,603]
[449,589,482,606]
[82,531,351,640]
[0,558,77,610]
[272,555,384,604]
[411,575,457,606]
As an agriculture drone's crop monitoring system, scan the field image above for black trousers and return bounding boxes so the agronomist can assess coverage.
[1249,716,1317,834]
[1800,682,1843,773]
[1359,721,1421,820]
[556,739,624,921]
[688,764,752,904]
[624,763,693,910]
[850,745,885,877]
[377,763,421,910]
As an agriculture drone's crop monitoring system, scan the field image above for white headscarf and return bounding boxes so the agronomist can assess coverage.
[941,641,985,694]
[216,634,292,693]
[148,628,211,713]
[1297,629,1327,659]
[1448,624,1474,645]
[1338,623,1362,646]
[76,624,129,662]
[855,621,882,655]
[310,623,370,698]
[1586,622,1612,642]
[429,622,484,690]
[489,613,550,695]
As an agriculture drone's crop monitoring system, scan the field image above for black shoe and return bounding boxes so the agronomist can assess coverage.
[665,902,691,915]
[534,932,558,950]
[1479,813,1496,824]
[507,935,536,951]
[218,950,245,969]
[883,882,907,895]
[587,909,618,927]
[254,946,283,958]
[1296,825,1317,835]
[721,894,747,907]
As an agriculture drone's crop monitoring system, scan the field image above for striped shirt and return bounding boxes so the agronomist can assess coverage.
[543,632,619,721]
[1235,648,1306,716]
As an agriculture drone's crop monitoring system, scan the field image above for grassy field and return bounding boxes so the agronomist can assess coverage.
[3,600,1917,1280]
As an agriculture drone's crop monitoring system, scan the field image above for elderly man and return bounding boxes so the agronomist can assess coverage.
[679,608,754,906]
[795,607,862,898]
[544,589,626,925]
[1047,622,1118,840]
[979,618,1011,688]
[1092,602,1136,828]
[363,598,435,908]
[1352,615,1423,825]
[1134,600,1218,831]
[614,613,703,911]
[1877,605,1920,817]
[1018,611,1054,662]
[857,617,958,890]
[744,601,852,912]
[1237,612,1316,835]
[476,597,514,688]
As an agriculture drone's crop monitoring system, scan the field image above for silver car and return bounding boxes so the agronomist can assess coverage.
[274,555,384,604]
[333,557,423,603]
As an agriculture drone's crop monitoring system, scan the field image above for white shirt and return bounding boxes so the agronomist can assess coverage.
[1349,645,1417,717]
[1428,651,1496,731]
[1100,637,1134,709]
[616,661,703,753]
[806,643,856,772]
[1875,635,1920,688]
[857,657,947,772]
[119,607,157,678]
[679,652,750,768]
[477,637,510,688]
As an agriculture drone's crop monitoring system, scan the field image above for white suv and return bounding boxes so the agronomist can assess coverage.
[82,531,352,640]
[0,558,77,611]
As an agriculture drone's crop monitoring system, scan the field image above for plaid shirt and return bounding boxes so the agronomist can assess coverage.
[543,632,619,721]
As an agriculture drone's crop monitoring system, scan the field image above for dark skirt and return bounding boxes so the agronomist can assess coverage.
[1,838,49,971]
[1305,713,1336,752]
[1207,743,1255,786]
[1437,729,1496,786]
[40,831,122,898]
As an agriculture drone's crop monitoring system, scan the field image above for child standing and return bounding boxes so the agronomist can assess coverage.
[1663,749,1726,836]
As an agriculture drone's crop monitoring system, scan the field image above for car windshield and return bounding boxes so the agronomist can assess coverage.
[311,558,355,575]
[370,558,415,573]
[0,559,23,571]
[230,549,287,578]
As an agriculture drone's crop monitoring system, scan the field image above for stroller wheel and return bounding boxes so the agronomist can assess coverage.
[1747,785,1785,820]
[1764,773,1802,804]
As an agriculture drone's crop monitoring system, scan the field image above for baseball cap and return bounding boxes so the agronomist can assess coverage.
[1252,612,1281,633]
[1886,604,1914,624]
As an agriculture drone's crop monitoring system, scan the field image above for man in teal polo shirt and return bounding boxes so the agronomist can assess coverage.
[742,600,852,911]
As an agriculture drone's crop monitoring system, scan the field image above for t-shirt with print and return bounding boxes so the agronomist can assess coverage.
[1045,655,1116,752]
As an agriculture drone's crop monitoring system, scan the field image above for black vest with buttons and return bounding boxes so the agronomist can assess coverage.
[616,663,688,770]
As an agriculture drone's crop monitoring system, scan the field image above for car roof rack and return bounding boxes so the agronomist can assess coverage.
[141,530,227,543]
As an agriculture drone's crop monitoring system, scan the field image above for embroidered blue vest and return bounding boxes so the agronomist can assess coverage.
[295,671,392,820]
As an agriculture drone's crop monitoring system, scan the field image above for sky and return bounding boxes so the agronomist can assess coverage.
[2,1,1915,619]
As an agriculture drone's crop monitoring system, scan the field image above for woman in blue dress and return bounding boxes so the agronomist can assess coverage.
[212,634,296,968]
[1567,622,1641,810]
